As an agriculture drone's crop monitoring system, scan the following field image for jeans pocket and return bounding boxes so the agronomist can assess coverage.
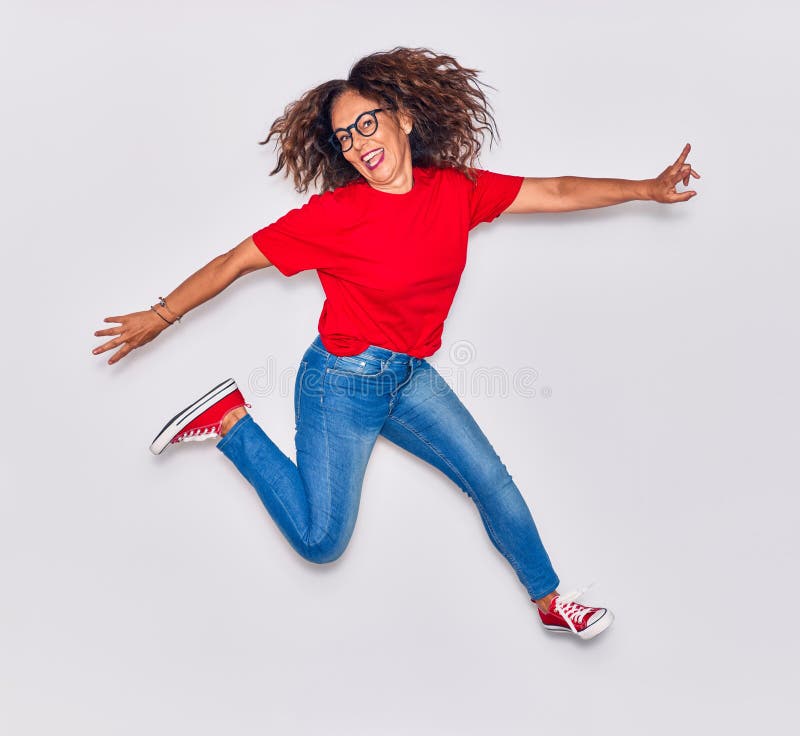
[328,352,385,377]
[294,360,308,428]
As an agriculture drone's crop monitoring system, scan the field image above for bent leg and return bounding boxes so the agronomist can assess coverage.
[216,350,388,564]
[379,361,560,600]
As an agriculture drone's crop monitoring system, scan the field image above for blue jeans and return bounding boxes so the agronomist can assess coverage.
[217,335,559,600]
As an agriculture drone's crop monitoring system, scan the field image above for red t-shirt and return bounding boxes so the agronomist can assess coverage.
[251,166,523,357]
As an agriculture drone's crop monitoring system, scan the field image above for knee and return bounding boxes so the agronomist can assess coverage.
[299,533,349,565]
[304,547,344,565]
[473,468,528,513]
[471,460,516,498]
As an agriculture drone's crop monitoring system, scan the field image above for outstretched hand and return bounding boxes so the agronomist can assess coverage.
[92,309,168,365]
[648,143,701,203]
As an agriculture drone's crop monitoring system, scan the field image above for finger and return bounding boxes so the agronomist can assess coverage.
[671,190,697,202]
[92,337,124,355]
[673,163,695,182]
[671,167,690,185]
[671,143,691,171]
[94,327,122,337]
[107,345,132,365]
[103,316,125,324]
[682,165,702,186]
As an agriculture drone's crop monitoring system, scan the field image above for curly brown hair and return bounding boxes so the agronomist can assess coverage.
[259,47,500,193]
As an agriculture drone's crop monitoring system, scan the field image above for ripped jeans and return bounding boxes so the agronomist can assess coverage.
[216,334,559,600]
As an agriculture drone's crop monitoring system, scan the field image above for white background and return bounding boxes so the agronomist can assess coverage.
[2,1,798,733]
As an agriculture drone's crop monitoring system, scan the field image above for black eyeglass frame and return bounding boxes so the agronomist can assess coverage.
[329,108,391,153]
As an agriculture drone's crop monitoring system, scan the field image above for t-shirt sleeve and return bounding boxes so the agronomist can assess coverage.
[468,169,524,230]
[251,191,343,277]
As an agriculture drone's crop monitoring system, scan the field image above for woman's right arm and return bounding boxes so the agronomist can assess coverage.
[92,236,271,365]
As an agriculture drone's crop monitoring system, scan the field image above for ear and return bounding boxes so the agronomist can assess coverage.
[396,107,413,135]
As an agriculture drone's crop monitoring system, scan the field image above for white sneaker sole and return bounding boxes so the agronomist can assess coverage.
[149,378,237,455]
[542,609,615,640]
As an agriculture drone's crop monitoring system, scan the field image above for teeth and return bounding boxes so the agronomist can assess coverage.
[364,148,382,162]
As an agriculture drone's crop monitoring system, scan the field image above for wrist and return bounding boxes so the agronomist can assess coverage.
[636,179,656,201]
[150,304,175,329]
[157,296,182,323]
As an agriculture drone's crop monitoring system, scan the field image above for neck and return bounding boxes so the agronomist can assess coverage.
[369,161,415,195]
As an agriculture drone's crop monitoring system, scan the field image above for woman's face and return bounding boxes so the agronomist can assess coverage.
[330,89,414,194]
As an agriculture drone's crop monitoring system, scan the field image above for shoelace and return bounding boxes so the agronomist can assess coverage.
[552,582,598,635]
[174,425,220,443]
[172,401,252,444]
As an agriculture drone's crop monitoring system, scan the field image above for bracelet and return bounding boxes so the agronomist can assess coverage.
[157,296,182,323]
[150,305,175,326]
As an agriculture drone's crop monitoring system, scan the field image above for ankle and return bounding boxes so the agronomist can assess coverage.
[220,406,248,436]
[535,591,559,614]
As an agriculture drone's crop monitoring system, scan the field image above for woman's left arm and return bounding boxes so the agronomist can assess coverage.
[503,143,701,214]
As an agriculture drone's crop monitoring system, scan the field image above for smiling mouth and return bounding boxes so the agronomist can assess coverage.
[361,148,384,169]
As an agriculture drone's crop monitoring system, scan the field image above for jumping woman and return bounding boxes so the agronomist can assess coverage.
[92,47,699,641]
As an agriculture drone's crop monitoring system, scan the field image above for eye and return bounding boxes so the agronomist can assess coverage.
[359,118,375,132]
[337,133,351,144]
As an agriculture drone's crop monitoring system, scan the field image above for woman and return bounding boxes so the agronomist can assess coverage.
[92,48,699,641]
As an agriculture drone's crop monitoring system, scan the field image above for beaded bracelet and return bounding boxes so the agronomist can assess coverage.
[157,296,182,323]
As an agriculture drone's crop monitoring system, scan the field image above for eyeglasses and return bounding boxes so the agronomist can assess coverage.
[329,108,389,153]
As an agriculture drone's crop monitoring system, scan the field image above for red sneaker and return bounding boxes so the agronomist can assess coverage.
[535,588,614,640]
[149,378,250,455]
